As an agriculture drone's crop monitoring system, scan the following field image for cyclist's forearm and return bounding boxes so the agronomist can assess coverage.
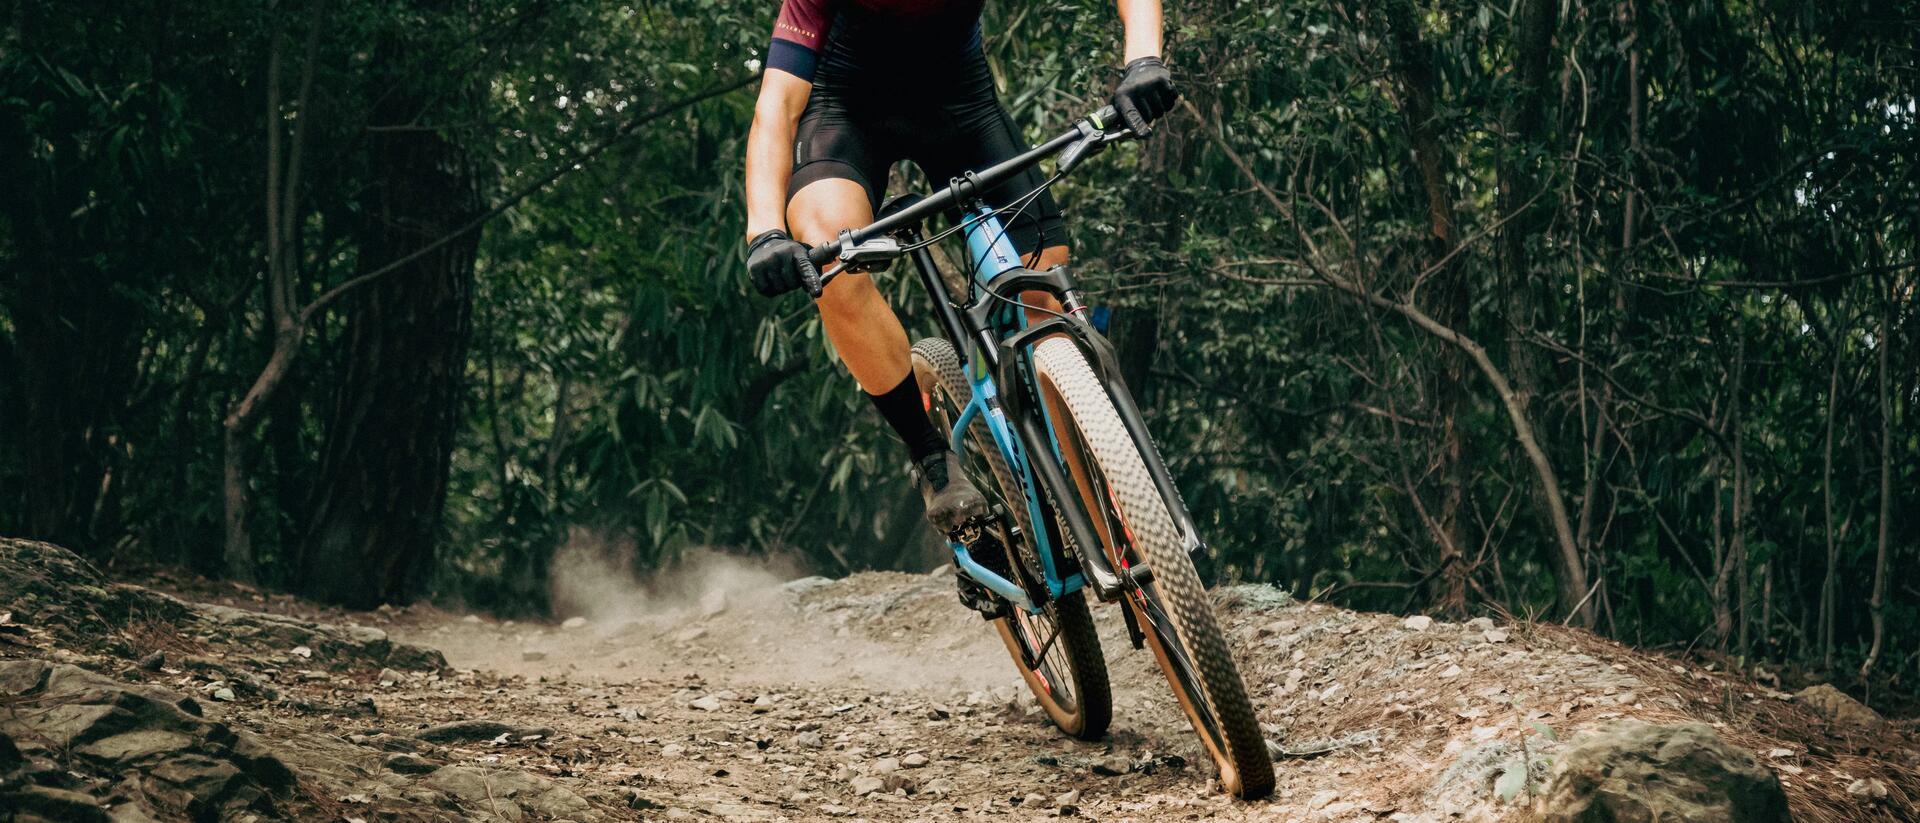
[744,115,797,242]
[745,74,810,243]
[1116,0,1164,62]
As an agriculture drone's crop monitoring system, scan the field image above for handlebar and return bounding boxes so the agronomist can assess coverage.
[804,105,1130,282]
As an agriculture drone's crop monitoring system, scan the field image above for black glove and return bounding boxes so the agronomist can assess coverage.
[747,229,821,298]
[1111,56,1178,137]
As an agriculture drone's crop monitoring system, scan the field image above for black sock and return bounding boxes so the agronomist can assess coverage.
[868,373,946,461]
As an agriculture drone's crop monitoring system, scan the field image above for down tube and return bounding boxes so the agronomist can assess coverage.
[971,373,1076,599]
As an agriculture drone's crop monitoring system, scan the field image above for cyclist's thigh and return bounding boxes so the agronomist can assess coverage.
[911,58,1067,258]
[788,93,898,245]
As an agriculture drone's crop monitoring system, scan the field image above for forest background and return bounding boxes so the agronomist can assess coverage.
[3,0,1914,703]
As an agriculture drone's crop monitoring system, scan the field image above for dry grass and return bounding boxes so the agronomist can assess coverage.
[121,606,208,660]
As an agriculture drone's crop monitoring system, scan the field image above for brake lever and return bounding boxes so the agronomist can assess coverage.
[1058,111,1136,176]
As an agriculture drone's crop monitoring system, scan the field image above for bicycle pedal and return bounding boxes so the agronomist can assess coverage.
[945,513,994,544]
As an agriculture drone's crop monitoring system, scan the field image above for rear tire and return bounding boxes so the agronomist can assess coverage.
[1031,336,1275,799]
[911,337,1112,741]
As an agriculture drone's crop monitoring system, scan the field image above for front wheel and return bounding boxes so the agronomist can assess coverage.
[911,337,1112,740]
[1031,336,1276,799]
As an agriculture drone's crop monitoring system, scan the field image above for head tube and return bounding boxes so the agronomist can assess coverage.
[961,205,1024,285]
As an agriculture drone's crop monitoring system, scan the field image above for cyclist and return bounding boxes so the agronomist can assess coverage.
[742,0,1178,533]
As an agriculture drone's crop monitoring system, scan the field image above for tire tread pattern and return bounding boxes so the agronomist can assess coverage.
[1031,337,1274,798]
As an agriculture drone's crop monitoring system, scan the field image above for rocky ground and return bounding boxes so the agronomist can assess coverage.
[2,536,1915,822]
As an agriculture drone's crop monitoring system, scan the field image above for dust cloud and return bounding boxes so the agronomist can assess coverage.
[547,529,804,628]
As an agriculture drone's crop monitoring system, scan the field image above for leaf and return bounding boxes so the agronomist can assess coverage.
[1494,764,1527,803]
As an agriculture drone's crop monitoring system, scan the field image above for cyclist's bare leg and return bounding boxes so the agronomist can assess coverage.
[1020,245,1070,324]
[789,178,910,393]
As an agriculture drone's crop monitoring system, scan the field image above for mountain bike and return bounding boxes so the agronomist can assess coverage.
[801,104,1276,799]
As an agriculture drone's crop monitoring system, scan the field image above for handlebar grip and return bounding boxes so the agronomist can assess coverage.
[1091,105,1120,132]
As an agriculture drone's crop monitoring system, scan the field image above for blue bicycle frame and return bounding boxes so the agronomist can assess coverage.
[809,105,1210,618]
[941,205,1086,615]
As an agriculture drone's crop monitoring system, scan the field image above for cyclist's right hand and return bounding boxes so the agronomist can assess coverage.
[747,229,822,298]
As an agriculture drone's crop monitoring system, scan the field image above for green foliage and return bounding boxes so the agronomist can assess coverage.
[2,0,1914,687]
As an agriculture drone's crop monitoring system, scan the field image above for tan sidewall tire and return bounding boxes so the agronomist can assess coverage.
[1031,336,1275,799]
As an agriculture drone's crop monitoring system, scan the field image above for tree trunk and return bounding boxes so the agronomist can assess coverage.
[7,270,140,555]
[1379,0,1470,615]
[298,52,483,607]
[0,100,143,556]
[1496,0,1591,626]
[1859,276,1893,680]
[1819,319,1841,669]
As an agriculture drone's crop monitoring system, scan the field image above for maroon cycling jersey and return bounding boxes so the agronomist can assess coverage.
[767,0,986,84]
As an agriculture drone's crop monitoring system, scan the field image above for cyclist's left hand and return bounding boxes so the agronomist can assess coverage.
[1112,56,1178,137]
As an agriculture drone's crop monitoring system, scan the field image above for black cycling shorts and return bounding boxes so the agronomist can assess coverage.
[786,50,1066,256]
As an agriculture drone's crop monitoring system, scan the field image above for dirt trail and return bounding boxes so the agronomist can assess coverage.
[3,538,1915,822]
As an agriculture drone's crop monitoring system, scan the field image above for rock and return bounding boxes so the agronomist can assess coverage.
[424,765,595,820]
[1403,615,1433,631]
[462,614,483,624]
[384,753,439,775]
[1465,617,1495,632]
[1056,789,1081,806]
[873,756,900,773]
[75,729,197,762]
[792,732,823,748]
[882,774,915,794]
[136,651,165,671]
[290,645,312,658]
[377,668,404,687]
[1485,629,1510,643]
[781,576,833,596]
[0,785,111,823]
[561,616,589,629]
[849,775,885,796]
[924,777,957,796]
[902,753,929,768]
[661,743,685,757]
[1213,583,1293,612]
[1846,778,1889,801]
[211,686,235,702]
[1794,684,1884,730]
[1540,722,1790,823]
[414,720,555,744]
[1090,755,1131,776]
[689,695,724,712]
[0,661,294,821]
[699,590,729,618]
[522,650,548,662]
[1308,790,1341,810]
